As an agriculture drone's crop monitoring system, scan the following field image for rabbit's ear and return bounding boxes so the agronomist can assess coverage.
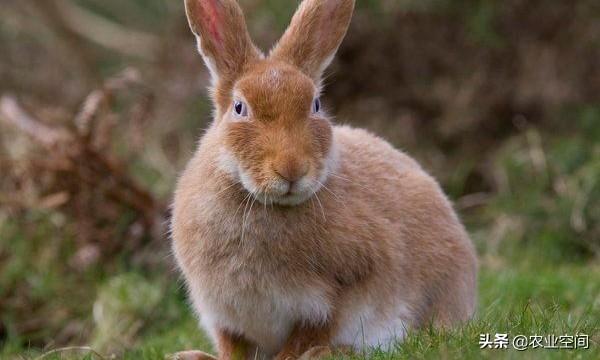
[270,0,355,83]
[184,0,261,83]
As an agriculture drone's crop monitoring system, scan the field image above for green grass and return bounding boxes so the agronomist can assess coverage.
[2,256,597,359]
[137,264,599,359]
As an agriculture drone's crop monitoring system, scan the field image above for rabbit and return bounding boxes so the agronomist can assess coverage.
[171,0,478,359]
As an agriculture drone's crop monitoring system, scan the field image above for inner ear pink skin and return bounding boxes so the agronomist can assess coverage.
[194,0,223,47]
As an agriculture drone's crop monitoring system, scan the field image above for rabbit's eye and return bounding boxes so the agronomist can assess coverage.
[233,100,248,117]
[312,97,321,113]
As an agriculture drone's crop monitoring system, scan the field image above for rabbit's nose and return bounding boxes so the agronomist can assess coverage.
[274,158,309,185]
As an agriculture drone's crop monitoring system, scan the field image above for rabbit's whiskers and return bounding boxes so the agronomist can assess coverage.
[314,179,343,204]
[311,185,327,221]
[212,180,240,200]
[240,193,255,243]
[329,172,373,193]
[233,192,252,221]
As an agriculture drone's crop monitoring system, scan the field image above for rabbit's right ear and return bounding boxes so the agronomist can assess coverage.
[184,0,261,84]
[270,0,355,83]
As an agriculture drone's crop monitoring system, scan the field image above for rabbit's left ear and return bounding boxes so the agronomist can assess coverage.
[184,0,261,84]
[270,0,355,83]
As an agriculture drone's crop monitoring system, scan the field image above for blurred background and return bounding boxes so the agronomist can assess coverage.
[0,0,598,358]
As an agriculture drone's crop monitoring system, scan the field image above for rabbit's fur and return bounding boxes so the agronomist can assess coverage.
[172,0,477,359]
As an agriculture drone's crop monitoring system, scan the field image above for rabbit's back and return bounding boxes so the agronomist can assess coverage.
[331,125,477,333]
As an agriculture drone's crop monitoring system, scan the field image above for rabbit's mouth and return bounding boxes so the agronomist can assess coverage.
[217,144,339,207]
[260,192,314,207]
[259,188,320,207]
[241,170,323,207]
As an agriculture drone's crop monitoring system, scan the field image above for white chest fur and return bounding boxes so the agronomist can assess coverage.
[176,200,332,353]
[189,274,333,355]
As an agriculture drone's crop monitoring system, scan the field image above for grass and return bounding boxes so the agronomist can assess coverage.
[1,230,598,360]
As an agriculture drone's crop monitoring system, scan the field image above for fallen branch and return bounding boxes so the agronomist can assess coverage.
[0,70,161,256]
[74,68,143,138]
[0,96,72,147]
[1,94,157,219]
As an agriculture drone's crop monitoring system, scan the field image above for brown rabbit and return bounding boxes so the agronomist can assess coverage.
[171,0,477,359]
